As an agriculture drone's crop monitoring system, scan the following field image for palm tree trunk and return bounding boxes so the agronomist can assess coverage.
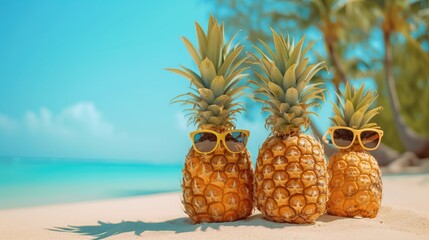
[325,37,347,92]
[372,142,400,166]
[383,29,429,157]
[321,26,423,164]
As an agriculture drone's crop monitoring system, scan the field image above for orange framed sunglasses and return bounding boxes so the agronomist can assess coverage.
[323,126,384,150]
[190,129,250,154]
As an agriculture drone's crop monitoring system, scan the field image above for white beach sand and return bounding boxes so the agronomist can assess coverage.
[1,174,429,240]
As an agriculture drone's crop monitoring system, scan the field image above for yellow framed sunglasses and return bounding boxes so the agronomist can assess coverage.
[323,126,384,150]
[189,129,250,154]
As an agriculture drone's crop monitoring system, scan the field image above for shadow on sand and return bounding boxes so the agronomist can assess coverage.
[317,214,345,223]
[51,214,303,240]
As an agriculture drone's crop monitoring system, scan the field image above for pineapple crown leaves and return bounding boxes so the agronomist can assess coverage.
[166,15,249,130]
[249,29,327,134]
[330,82,383,129]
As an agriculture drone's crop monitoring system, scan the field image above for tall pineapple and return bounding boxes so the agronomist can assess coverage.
[325,83,383,218]
[167,16,254,223]
[250,30,328,224]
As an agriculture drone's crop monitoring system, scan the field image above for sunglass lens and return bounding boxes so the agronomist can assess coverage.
[193,132,217,153]
[225,131,247,153]
[333,128,354,148]
[360,130,380,149]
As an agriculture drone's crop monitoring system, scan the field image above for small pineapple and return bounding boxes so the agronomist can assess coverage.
[326,83,383,218]
[250,30,328,224]
[167,16,254,223]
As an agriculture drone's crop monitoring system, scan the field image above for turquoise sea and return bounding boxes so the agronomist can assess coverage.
[0,157,182,209]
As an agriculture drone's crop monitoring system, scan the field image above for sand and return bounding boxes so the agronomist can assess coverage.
[1,174,429,240]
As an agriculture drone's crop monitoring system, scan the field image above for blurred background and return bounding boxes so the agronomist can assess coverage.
[1,0,428,209]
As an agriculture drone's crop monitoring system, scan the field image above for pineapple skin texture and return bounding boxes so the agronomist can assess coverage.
[182,146,254,223]
[255,133,328,224]
[327,146,382,218]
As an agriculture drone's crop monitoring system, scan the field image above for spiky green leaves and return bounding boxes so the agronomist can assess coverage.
[167,15,248,130]
[331,82,382,129]
[250,30,326,134]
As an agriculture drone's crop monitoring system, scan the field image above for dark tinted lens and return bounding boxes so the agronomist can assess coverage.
[333,128,354,148]
[360,130,380,149]
[225,131,247,152]
[193,132,217,153]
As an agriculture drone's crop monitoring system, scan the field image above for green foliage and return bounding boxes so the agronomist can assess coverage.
[213,0,429,152]
[395,41,429,137]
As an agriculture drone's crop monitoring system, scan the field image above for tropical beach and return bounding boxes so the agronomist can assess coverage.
[2,0,429,239]
[1,172,429,240]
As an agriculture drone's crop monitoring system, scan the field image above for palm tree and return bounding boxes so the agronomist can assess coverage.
[214,0,364,156]
[212,0,429,164]
[371,0,429,157]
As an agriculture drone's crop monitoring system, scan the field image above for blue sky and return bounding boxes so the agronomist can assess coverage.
[0,0,211,162]
[0,0,337,163]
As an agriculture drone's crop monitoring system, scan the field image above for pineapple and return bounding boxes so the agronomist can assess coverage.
[250,30,328,224]
[326,83,383,218]
[167,16,254,223]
